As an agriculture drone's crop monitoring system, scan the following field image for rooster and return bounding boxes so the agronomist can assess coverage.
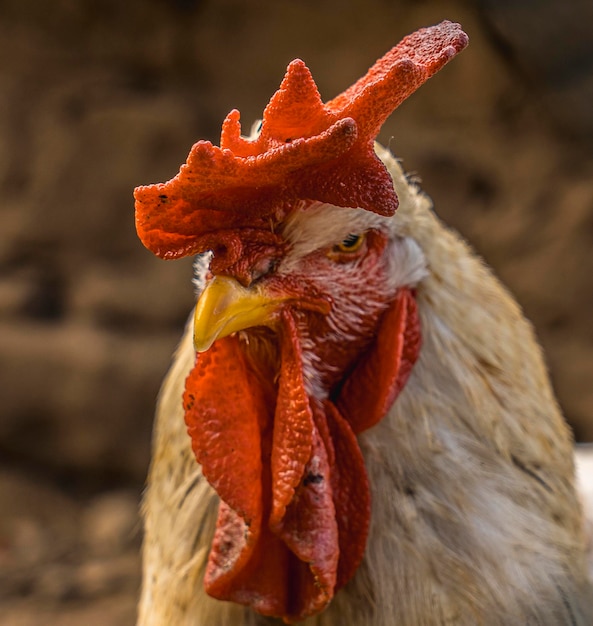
[134,21,593,626]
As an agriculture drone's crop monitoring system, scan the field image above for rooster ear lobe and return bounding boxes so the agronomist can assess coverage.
[336,288,421,434]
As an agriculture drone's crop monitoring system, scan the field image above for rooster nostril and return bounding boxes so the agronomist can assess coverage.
[251,257,278,283]
[220,256,279,288]
[209,236,284,287]
[230,258,278,288]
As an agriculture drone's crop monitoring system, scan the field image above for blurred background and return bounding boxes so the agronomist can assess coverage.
[0,0,592,623]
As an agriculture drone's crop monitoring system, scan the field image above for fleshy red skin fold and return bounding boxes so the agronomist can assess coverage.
[338,288,421,433]
[183,290,421,622]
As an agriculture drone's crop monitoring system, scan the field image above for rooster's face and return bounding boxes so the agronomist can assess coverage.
[193,201,424,398]
[134,21,467,622]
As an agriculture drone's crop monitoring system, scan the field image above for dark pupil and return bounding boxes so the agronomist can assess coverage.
[341,233,360,248]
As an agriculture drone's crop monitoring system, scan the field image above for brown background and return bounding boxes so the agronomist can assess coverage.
[1,0,592,623]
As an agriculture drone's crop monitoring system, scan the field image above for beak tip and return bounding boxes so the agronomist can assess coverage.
[193,336,215,353]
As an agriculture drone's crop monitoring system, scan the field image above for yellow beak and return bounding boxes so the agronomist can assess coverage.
[193,276,284,352]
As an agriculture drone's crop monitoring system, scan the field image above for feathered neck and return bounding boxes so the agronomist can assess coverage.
[332,148,592,625]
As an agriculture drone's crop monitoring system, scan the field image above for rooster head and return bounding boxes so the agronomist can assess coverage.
[135,21,468,623]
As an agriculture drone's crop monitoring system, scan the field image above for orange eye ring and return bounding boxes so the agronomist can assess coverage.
[334,233,365,254]
[327,232,367,263]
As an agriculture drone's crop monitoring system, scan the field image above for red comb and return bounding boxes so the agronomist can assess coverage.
[135,21,468,260]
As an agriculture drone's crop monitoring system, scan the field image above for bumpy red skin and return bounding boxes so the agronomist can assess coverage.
[135,21,467,623]
[134,21,468,263]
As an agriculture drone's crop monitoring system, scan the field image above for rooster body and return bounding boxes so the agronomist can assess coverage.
[139,149,591,625]
[135,23,592,626]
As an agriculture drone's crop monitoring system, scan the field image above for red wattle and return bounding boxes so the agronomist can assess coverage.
[183,337,267,592]
[318,400,371,589]
[270,311,315,526]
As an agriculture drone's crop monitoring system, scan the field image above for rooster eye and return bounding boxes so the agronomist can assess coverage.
[335,233,365,253]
